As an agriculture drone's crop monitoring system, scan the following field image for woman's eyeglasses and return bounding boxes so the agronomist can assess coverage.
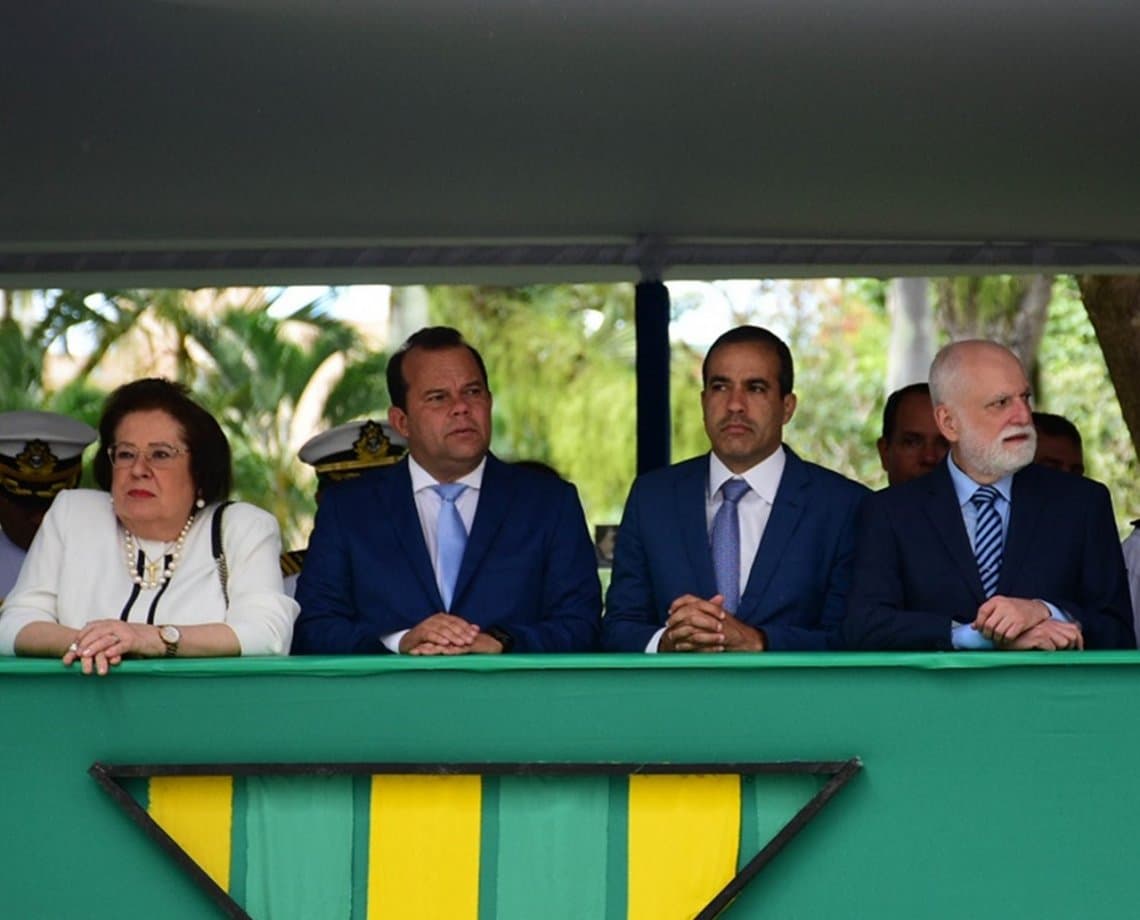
[107,443,191,468]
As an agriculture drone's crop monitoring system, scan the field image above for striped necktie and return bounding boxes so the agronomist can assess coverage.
[432,483,468,610]
[711,479,750,613]
[970,485,1003,598]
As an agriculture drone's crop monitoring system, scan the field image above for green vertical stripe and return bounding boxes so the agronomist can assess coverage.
[737,773,759,875]
[726,774,826,917]
[738,774,825,871]
[478,776,501,919]
[229,776,249,906]
[350,775,371,920]
[605,775,629,920]
[125,777,149,812]
[492,775,610,920]
[243,775,355,920]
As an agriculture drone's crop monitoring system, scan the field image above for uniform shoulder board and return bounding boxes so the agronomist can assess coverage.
[280,549,306,577]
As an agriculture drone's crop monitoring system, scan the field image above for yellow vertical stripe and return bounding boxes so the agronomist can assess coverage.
[627,775,740,920]
[147,776,233,890]
[367,775,481,920]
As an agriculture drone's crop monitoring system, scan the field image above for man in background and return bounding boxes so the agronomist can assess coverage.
[1032,411,1084,476]
[282,419,407,595]
[877,383,948,486]
[0,411,97,598]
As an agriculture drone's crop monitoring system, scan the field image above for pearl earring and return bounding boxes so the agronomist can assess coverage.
[195,497,205,509]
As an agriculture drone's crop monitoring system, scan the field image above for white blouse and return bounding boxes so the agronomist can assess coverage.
[0,490,298,656]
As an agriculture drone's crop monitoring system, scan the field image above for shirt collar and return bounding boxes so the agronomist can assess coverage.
[946,452,1014,508]
[708,445,786,505]
[408,455,486,493]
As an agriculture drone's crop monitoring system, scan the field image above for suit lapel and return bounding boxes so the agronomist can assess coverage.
[451,454,509,606]
[1000,466,1042,592]
[923,463,985,600]
[737,448,807,614]
[677,456,718,597]
[381,460,444,606]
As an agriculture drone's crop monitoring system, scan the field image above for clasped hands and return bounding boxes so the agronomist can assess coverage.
[659,594,765,653]
[399,613,504,655]
[62,619,163,676]
[972,596,1083,650]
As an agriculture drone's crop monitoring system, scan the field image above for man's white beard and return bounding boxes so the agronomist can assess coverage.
[958,424,1037,480]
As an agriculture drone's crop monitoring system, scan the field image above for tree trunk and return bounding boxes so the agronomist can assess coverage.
[885,278,935,392]
[1078,275,1140,458]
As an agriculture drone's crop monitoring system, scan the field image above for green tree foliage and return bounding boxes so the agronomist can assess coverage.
[780,281,890,486]
[932,274,1053,386]
[0,300,126,463]
[188,299,387,547]
[0,288,389,546]
[4,278,1135,545]
[426,281,893,528]
[1037,277,1139,530]
[428,284,640,524]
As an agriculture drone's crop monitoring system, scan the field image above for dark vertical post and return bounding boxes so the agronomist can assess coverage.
[635,280,671,474]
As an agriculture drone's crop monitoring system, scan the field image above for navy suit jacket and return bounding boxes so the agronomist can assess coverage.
[843,461,1135,650]
[600,447,868,652]
[292,454,602,654]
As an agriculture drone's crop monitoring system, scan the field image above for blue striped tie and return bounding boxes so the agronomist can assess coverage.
[432,483,468,610]
[970,485,1003,598]
[711,479,750,613]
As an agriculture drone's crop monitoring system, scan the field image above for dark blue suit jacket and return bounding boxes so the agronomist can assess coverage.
[601,447,868,652]
[843,461,1135,650]
[292,454,602,654]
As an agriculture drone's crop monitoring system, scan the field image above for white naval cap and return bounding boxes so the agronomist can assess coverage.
[298,419,407,481]
[0,410,98,501]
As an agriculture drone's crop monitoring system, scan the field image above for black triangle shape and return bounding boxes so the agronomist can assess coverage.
[91,758,862,920]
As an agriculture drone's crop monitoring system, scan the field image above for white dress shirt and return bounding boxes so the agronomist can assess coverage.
[380,455,485,653]
[647,446,787,652]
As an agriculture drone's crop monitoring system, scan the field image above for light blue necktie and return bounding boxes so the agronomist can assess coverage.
[711,479,750,613]
[432,483,468,610]
[970,485,1003,598]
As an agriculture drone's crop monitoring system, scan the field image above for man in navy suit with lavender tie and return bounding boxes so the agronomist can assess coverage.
[843,340,1134,651]
[292,327,601,655]
[601,326,867,653]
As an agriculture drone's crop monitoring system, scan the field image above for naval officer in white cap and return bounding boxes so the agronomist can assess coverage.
[0,411,98,598]
[283,419,407,594]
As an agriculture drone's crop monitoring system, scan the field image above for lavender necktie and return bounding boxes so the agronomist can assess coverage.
[711,479,750,613]
[432,483,468,609]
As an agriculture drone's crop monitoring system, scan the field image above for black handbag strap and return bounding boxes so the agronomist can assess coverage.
[212,501,235,604]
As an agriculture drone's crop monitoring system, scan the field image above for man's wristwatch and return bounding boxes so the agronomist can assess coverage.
[157,624,181,658]
[485,626,514,653]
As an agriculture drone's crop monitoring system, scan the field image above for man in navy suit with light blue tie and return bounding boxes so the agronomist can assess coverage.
[601,326,868,653]
[292,326,601,655]
[844,339,1134,651]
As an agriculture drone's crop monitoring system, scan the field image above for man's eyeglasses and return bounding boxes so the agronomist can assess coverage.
[107,443,191,468]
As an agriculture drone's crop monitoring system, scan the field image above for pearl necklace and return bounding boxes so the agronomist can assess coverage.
[122,514,195,590]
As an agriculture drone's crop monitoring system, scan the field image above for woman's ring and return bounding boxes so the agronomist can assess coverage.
[67,642,79,653]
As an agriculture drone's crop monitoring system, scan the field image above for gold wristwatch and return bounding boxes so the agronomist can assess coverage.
[157,624,181,657]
